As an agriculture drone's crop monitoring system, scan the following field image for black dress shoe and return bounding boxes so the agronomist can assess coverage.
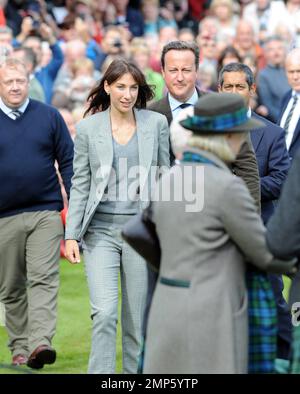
[27,345,56,369]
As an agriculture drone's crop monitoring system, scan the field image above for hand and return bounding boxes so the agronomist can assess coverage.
[256,105,269,117]
[268,256,298,275]
[16,17,34,42]
[39,23,56,45]
[37,0,47,17]
[21,17,34,36]
[65,240,81,264]
[285,258,300,279]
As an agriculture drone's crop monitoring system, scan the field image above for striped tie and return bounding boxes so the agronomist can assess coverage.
[283,95,298,134]
[11,110,21,120]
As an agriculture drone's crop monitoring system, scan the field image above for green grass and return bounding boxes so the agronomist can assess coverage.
[0,261,292,374]
[0,258,123,374]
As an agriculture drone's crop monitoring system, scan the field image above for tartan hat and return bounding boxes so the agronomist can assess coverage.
[179,92,264,134]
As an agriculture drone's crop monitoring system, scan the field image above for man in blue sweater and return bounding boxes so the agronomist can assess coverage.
[0,58,74,369]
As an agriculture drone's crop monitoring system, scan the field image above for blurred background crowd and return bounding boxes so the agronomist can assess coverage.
[1,0,300,133]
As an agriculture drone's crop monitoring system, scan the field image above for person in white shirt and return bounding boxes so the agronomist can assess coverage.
[278,48,300,160]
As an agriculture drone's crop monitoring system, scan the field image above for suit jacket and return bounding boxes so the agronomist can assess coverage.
[278,89,300,160]
[267,149,300,308]
[149,94,261,209]
[65,108,170,240]
[144,148,292,374]
[251,113,292,355]
[251,113,290,224]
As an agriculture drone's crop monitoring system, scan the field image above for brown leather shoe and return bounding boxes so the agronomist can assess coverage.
[12,354,28,366]
[27,345,56,369]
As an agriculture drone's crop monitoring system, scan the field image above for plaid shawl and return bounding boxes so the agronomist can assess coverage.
[247,269,277,374]
[291,326,300,373]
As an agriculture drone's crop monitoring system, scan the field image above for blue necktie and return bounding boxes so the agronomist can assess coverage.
[179,103,191,109]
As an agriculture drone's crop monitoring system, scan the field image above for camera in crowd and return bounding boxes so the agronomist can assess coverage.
[113,39,122,48]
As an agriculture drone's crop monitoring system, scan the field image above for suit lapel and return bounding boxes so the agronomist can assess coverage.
[278,90,292,125]
[90,108,155,200]
[290,118,300,150]
[160,96,173,125]
[92,109,113,187]
[250,113,264,151]
[135,108,154,194]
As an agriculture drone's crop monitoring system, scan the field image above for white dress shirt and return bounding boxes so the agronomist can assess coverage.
[0,97,29,119]
[280,91,300,150]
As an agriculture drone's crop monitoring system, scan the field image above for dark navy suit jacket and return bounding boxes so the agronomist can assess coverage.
[251,112,290,224]
[278,90,300,161]
[251,112,292,357]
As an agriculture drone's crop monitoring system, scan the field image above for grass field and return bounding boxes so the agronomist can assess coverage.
[0,258,123,374]
[0,259,291,374]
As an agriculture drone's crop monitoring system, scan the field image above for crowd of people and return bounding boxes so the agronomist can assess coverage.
[0,0,300,374]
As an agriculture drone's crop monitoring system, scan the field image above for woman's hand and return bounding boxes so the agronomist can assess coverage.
[65,240,81,264]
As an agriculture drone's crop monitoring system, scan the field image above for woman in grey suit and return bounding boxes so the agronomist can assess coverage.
[64,59,170,373]
[142,93,294,374]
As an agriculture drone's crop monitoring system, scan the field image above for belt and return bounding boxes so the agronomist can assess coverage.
[160,276,190,288]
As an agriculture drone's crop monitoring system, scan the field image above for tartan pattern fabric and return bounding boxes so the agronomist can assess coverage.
[247,270,277,374]
[182,152,220,167]
[291,326,300,373]
[181,107,248,131]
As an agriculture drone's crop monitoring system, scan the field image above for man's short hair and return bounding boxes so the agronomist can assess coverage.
[218,62,254,87]
[263,35,286,48]
[13,47,38,69]
[161,40,200,70]
[0,57,29,78]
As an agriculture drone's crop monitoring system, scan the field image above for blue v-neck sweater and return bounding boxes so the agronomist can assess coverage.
[0,99,74,218]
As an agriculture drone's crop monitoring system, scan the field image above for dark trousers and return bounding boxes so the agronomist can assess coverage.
[268,273,292,359]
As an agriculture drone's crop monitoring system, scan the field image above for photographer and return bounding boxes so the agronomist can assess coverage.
[97,25,130,70]
[16,17,63,104]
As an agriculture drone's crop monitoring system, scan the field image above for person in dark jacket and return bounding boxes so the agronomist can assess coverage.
[267,149,300,373]
[144,41,261,351]
[218,62,292,365]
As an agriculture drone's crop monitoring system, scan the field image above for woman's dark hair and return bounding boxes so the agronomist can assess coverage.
[217,46,242,75]
[84,58,155,117]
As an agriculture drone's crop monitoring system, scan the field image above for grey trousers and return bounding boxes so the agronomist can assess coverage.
[82,213,147,374]
[0,211,63,356]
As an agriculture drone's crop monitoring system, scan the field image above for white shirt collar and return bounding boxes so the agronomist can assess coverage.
[168,89,198,112]
[247,108,252,118]
[0,97,29,116]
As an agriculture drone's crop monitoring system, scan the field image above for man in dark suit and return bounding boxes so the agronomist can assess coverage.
[218,62,292,363]
[278,48,300,161]
[149,41,260,207]
[267,149,300,373]
[143,41,261,347]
